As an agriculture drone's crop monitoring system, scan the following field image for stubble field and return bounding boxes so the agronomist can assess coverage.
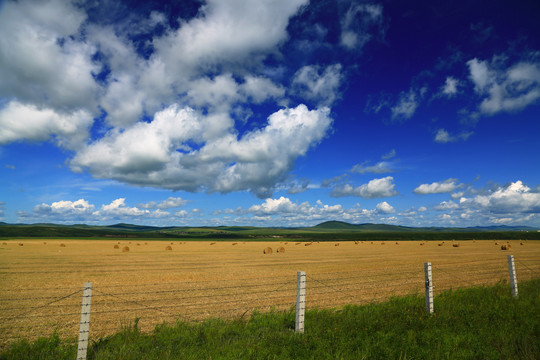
[1,238,539,350]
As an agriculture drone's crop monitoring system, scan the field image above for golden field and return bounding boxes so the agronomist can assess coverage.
[1,239,539,348]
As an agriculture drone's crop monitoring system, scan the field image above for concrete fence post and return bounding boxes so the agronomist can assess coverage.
[424,262,434,314]
[507,255,518,298]
[76,282,93,360]
[295,271,306,333]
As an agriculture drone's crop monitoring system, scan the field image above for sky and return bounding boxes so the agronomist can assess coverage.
[1,0,540,228]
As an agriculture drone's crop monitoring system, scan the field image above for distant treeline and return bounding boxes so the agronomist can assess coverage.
[1,224,539,240]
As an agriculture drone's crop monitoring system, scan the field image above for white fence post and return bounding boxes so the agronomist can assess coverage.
[76,282,93,360]
[295,271,306,333]
[507,255,518,298]
[424,262,434,314]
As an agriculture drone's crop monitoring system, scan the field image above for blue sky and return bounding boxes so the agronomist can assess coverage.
[1,0,540,227]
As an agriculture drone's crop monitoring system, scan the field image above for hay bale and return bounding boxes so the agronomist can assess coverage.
[145,242,148,245]
[520,242,524,245]
[494,242,499,245]
[210,242,216,245]
[43,242,47,245]
[438,243,444,246]
[2,242,7,246]
[354,241,359,245]
[395,242,399,245]
[113,244,120,249]
[136,243,140,246]
[232,242,238,245]
[60,243,66,247]
[18,243,23,246]
[370,242,373,244]
[420,242,425,246]
[335,243,340,246]
[277,247,285,253]
[122,246,130,252]
[284,242,288,245]
[165,245,173,251]
[381,242,385,245]
[501,244,511,250]
[304,242,311,246]
[452,243,460,248]
[263,247,273,254]
[295,242,301,245]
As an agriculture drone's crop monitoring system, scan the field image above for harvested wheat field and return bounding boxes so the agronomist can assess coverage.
[1,239,539,349]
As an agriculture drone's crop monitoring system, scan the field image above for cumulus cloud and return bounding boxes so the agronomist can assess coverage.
[0,102,93,150]
[434,201,460,211]
[468,181,540,214]
[71,104,332,198]
[467,57,540,115]
[434,129,473,143]
[331,176,398,198]
[291,64,343,106]
[376,201,395,214]
[414,179,460,195]
[32,199,95,220]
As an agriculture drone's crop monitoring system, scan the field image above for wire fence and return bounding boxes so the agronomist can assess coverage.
[1,250,539,351]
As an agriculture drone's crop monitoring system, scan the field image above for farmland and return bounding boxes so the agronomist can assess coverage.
[1,238,540,351]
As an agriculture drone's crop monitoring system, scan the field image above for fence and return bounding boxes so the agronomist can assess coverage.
[1,251,539,356]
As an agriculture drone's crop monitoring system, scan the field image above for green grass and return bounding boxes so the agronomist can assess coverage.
[2,279,539,360]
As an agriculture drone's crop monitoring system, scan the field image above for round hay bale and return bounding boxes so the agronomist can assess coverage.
[43,242,47,245]
[395,242,399,245]
[354,241,359,245]
[263,247,273,254]
[165,245,173,251]
[122,246,130,252]
[113,244,120,249]
[501,244,511,250]
[381,242,385,245]
[145,242,148,245]
[438,243,444,246]
[370,242,373,244]
[520,242,524,245]
[335,243,340,246]
[284,242,288,245]
[18,243,23,246]
[420,242,425,246]
[304,242,311,246]
[232,242,238,245]
[494,242,499,245]
[277,247,285,253]
[452,243,460,248]
[210,242,216,245]
[117,242,121,244]
[295,242,301,245]
[2,242,7,246]
[60,243,66,247]
[136,243,140,246]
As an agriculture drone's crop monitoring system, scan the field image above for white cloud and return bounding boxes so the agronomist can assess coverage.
[139,197,188,210]
[434,201,459,211]
[71,104,332,198]
[434,129,473,143]
[467,57,540,115]
[414,179,460,195]
[32,199,95,219]
[391,88,420,120]
[291,64,343,106]
[376,201,395,214]
[0,102,93,150]
[441,77,459,97]
[470,181,540,214]
[331,176,398,198]
[381,149,396,160]
[351,161,393,174]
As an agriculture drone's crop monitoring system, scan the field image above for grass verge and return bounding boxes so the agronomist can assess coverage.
[2,279,539,359]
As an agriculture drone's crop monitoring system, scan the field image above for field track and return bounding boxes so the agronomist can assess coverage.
[1,239,539,349]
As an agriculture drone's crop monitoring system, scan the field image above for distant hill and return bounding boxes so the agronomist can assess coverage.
[313,221,415,232]
[0,220,538,240]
